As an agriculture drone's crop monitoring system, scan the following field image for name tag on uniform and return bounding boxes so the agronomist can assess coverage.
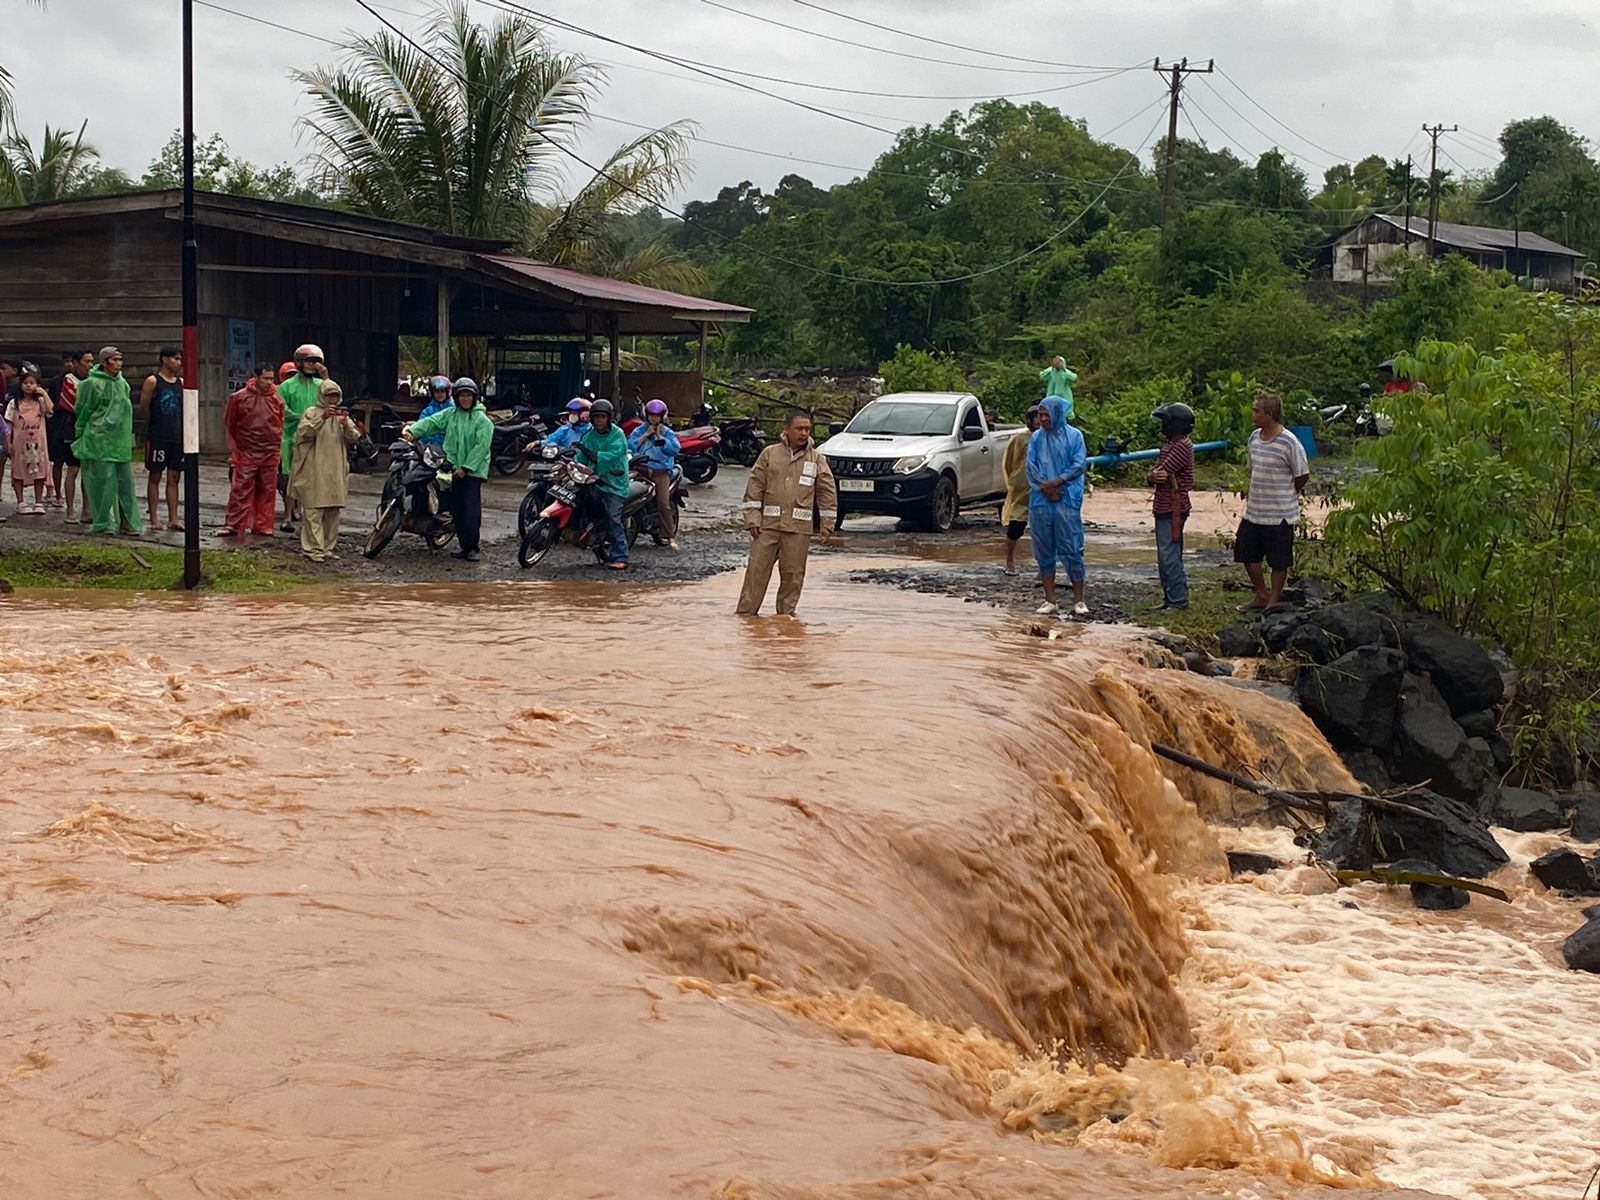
[801,461,817,479]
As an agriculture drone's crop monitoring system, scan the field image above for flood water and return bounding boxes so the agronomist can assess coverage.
[2,572,1595,1199]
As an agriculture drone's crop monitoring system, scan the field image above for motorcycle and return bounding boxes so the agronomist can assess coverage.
[346,415,382,474]
[491,409,544,476]
[517,458,658,569]
[631,458,688,545]
[716,415,766,467]
[362,439,457,559]
[676,425,722,485]
[518,439,570,540]
[1320,383,1390,439]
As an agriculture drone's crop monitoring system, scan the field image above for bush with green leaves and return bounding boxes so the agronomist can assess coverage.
[877,343,968,395]
[1077,375,1186,455]
[1323,307,1600,773]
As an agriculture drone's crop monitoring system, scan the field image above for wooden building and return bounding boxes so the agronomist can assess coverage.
[1325,213,1584,291]
[0,191,752,446]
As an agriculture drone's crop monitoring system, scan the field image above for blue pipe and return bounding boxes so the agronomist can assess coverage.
[1086,439,1230,468]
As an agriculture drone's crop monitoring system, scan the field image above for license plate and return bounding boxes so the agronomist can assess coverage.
[552,487,576,503]
[838,479,874,493]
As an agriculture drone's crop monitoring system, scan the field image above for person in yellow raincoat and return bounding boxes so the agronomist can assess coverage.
[1001,405,1041,577]
[288,380,359,562]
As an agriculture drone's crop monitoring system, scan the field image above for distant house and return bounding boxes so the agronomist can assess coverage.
[1326,214,1584,291]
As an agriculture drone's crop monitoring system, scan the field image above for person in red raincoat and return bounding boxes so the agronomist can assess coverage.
[220,362,286,537]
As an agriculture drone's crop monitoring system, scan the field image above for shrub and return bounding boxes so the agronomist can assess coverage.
[877,343,967,395]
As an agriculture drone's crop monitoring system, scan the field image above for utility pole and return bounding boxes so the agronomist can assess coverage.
[1402,157,1413,246]
[1422,122,1457,262]
[181,0,201,589]
[1154,57,1214,233]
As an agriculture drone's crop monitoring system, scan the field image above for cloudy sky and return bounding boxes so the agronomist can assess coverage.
[7,0,1599,204]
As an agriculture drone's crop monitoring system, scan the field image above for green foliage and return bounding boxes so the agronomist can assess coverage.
[1078,375,1186,453]
[975,360,1048,421]
[142,131,314,202]
[878,344,967,395]
[0,121,101,205]
[1324,301,1600,767]
[0,542,310,593]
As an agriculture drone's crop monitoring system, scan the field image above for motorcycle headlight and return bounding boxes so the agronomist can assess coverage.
[542,445,559,460]
[892,455,928,475]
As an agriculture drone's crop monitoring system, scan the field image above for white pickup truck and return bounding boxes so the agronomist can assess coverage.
[822,392,1027,532]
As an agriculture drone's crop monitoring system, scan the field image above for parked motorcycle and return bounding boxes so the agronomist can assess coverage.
[362,439,456,559]
[676,425,722,485]
[632,459,688,544]
[516,457,656,569]
[491,409,544,476]
[1320,383,1390,439]
[715,415,766,467]
[347,415,382,474]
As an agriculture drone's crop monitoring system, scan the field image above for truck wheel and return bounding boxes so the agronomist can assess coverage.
[921,475,958,533]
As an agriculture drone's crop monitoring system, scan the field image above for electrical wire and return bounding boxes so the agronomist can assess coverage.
[1191,76,1336,170]
[1214,66,1356,164]
[351,0,1169,286]
[694,0,1128,76]
[471,0,1133,105]
[783,0,1136,71]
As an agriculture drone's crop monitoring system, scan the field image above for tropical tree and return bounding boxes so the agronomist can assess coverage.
[0,121,102,206]
[295,0,699,288]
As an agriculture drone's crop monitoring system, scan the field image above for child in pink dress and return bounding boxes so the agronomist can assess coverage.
[7,367,54,515]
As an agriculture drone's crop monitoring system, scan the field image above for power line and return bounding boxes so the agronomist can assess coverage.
[694,0,1125,76]
[783,0,1137,71]
[347,0,1170,286]
[1191,76,1336,170]
[1214,66,1356,164]
[473,0,1132,105]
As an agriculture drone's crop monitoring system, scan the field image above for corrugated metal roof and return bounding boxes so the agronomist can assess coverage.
[1371,214,1582,258]
[477,253,754,322]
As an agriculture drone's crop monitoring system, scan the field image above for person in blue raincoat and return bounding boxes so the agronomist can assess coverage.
[628,398,682,548]
[543,398,592,451]
[1026,395,1089,618]
[414,376,452,448]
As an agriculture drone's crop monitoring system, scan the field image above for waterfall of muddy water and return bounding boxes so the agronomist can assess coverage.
[0,572,1544,1199]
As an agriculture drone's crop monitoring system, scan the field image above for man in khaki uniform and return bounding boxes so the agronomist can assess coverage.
[737,411,838,615]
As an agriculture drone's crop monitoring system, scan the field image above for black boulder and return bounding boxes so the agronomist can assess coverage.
[1392,676,1497,808]
[1297,646,1407,752]
[1315,789,1508,880]
[1386,857,1470,911]
[1562,917,1600,973]
[1218,623,1264,658]
[1529,848,1600,896]
[1569,793,1600,842]
[1311,601,1391,656]
[1285,622,1336,664]
[1226,851,1282,877]
[1396,612,1505,717]
[1489,788,1565,832]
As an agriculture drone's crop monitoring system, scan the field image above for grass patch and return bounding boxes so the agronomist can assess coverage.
[1127,565,1255,649]
[0,542,314,594]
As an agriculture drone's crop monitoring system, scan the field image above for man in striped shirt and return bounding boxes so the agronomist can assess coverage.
[1235,392,1310,609]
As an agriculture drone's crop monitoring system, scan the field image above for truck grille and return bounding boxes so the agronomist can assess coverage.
[827,456,897,478]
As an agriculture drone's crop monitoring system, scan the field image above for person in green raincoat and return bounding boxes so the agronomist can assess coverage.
[1039,355,1079,418]
[277,343,327,533]
[576,398,631,570]
[402,376,494,562]
[73,346,140,536]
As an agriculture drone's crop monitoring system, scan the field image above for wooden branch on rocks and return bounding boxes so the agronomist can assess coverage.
[1149,743,1442,823]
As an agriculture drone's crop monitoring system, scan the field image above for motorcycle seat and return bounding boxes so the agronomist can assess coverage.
[626,479,651,505]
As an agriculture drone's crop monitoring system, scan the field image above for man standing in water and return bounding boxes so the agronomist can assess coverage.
[737,410,837,616]
[1026,396,1089,617]
[1235,392,1309,610]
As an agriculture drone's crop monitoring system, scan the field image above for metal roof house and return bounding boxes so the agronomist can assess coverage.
[0,191,752,445]
[1327,213,1585,291]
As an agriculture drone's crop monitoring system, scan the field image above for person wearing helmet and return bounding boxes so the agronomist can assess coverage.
[402,376,494,561]
[575,398,630,570]
[627,398,681,549]
[277,344,327,532]
[1149,402,1196,611]
[543,397,592,451]
[414,375,453,448]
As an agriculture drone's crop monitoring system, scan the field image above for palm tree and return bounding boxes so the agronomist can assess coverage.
[0,120,102,207]
[296,0,703,290]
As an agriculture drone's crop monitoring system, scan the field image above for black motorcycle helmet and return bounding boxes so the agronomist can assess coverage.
[590,398,615,420]
[1152,402,1196,439]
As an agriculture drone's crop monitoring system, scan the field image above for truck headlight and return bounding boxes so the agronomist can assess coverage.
[892,456,928,475]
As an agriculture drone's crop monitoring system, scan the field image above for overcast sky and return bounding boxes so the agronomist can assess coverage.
[7,0,1599,206]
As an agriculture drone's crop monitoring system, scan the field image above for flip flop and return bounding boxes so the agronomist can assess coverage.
[607,561,628,572]
[169,522,186,533]
[217,527,238,537]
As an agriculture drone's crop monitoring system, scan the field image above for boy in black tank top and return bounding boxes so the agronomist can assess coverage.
[141,347,186,531]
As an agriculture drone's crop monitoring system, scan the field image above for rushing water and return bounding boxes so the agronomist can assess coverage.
[0,572,1593,1199]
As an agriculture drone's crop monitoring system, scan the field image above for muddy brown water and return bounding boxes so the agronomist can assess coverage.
[1,571,1592,1199]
